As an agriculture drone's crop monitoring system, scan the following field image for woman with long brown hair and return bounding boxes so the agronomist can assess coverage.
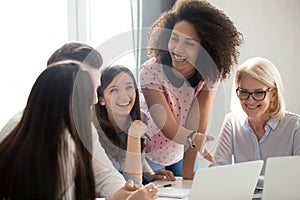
[0,61,96,199]
[94,65,175,185]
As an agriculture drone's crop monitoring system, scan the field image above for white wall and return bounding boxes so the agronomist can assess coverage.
[201,0,300,166]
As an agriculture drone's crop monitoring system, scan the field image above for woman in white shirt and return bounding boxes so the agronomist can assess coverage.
[212,57,300,177]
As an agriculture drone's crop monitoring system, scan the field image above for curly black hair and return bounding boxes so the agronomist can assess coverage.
[147,0,243,82]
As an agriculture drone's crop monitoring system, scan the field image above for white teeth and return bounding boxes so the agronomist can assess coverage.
[174,54,187,61]
[117,102,130,106]
[247,105,257,109]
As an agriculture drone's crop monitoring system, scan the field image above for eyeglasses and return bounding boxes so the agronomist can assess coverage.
[236,88,272,101]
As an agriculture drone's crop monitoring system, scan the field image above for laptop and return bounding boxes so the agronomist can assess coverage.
[262,156,300,200]
[189,160,263,200]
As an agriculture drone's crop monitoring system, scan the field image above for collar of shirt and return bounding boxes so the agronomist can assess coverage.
[244,117,279,130]
[243,117,279,143]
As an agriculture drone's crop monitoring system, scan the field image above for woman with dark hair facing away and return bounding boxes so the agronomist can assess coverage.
[0,61,96,199]
[94,65,175,185]
[139,0,243,178]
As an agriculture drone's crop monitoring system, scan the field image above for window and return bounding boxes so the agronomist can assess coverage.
[89,0,138,74]
[0,0,68,129]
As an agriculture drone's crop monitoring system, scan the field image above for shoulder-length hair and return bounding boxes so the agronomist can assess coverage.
[0,61,95,199]
[235,57,286,119]
[95,65,143,149]
[47,42,103,70]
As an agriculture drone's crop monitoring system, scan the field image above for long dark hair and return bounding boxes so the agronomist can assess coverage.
[0,62,95,199]
[95,65,143,149]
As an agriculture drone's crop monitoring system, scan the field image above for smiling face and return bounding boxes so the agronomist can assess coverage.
[100,72,136,117]
[237,75,275,121]
[168,20,201,78]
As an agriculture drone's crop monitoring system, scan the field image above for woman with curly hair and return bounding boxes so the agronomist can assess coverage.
[139,0,243,178]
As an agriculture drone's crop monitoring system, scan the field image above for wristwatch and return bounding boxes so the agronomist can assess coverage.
[186,131,196,148]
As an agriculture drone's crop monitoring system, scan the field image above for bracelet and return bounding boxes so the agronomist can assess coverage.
[186,131,196,148]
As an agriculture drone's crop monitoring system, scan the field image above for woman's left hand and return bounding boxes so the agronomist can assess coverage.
[147,169,176,181]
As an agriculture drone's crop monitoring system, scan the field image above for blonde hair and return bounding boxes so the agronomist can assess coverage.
[235,57,286,119]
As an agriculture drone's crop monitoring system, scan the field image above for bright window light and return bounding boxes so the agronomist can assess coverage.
[89,0,136,71]
[0,0,68,129]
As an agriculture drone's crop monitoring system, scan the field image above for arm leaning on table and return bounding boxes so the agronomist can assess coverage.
[125,120,176,183]
[142,88,215,155]
[124,120,147,184]
[182,89,216,180]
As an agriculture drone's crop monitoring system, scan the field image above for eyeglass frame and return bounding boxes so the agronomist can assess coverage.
[236,87,273,101]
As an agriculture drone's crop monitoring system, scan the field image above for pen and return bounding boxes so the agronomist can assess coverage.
[156,183,173,188]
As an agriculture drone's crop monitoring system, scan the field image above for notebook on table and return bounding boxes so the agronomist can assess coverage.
[189,160,263,200]
[157,187,190,199]
[262,155,300,200]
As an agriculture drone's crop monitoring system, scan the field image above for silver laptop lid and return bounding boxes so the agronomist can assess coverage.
[189,160,263,200]
[263,156,300,200]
